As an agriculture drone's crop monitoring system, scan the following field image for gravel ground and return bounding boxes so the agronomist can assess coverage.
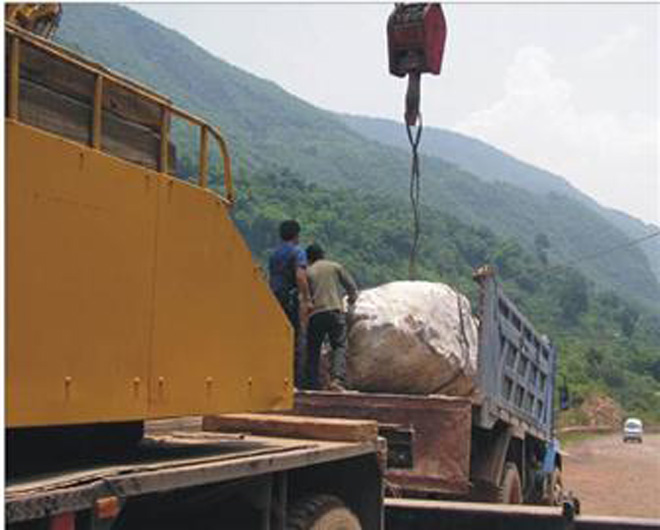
[562,433,660,519]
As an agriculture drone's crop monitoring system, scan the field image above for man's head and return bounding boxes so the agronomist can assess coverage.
[279,220,301,243]
[306,243,325,264]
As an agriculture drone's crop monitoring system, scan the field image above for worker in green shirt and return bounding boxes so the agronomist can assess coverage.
[305,243,358,391]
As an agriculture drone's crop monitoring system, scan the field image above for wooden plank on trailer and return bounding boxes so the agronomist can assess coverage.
[203,413,379,443]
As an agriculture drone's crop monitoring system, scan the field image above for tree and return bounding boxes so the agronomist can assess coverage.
[557,270,589,324]
[585,347,603,378]
[534,233,551,265]
[619,305,640,338]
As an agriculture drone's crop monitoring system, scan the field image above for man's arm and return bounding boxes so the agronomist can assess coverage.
[296,266,312,306]
[296,266,313,326]
[338,266,358,305]
[294,248,313,325]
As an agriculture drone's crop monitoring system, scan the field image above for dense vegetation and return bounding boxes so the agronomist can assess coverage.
[54,4,659,420]
[231,170,660,422]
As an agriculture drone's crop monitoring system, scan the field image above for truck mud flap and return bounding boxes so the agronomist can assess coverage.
[385,498,659,530]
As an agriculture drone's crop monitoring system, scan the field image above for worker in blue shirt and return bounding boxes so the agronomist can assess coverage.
[268,220,312,388]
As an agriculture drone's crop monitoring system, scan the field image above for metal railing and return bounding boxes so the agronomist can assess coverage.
[6,23,234,205]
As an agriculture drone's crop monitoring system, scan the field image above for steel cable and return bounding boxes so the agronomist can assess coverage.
[501,230,660,286]
[406,116,423,280]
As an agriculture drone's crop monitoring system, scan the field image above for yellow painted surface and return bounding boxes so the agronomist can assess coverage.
[150,179,292,416]
[6,121,292,427]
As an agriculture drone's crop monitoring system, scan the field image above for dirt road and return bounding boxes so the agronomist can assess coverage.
[562,433,660,518]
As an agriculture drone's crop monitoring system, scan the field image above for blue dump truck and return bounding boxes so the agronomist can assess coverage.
[295,266,564,506]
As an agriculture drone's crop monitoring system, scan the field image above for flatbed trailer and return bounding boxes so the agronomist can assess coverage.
[6,417,384,530]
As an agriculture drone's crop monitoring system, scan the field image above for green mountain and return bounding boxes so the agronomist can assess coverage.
[340,114,660,287]
[51,4,660,418]
[55,3,660,312]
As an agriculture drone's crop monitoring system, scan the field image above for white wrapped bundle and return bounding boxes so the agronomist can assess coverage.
[347,281,478,396]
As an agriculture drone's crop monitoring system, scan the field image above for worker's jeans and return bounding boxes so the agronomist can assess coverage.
[306,310,347,390]
[275,290,305,388]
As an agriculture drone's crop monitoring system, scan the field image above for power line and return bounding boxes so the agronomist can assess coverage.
[500,230,660,284]
[565,230,660,266]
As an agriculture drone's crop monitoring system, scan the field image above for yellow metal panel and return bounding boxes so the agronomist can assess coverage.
[149,178,293,417]
[6,121,156,427]
[7,120,292,428]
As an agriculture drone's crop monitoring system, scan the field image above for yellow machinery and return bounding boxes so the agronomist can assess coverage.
[6,23,293,428]
[5,3,62,38]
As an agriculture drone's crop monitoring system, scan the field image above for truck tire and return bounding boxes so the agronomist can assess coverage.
[287,494,361,530]
[498,463,523,504]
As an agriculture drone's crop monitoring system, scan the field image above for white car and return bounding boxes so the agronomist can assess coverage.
[623,418,644,443]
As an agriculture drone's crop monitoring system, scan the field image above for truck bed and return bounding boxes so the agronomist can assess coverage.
[472,269,557,440]
[294,391,473,497]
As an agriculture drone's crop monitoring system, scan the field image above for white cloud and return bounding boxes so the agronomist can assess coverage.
[455,46,658,225]
[581,25,642,63]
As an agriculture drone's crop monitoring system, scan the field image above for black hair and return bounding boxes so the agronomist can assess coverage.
[306,243,325,263]
[279,220,301,241]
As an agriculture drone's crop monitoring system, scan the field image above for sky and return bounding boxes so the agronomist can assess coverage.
[129,2,659,226]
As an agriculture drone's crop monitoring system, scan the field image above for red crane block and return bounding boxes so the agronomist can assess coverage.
[388,3,447,78]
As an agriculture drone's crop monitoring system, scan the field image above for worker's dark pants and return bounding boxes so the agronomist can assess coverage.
[306,310,347,390]
[275,291,305,388]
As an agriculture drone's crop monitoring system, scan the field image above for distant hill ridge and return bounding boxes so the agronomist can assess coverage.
[55,3,660,311]
[339,114,660,285]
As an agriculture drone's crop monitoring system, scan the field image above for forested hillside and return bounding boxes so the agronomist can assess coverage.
[340,114,660,286]
[55,4,660,311]
[53,4,660,418]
